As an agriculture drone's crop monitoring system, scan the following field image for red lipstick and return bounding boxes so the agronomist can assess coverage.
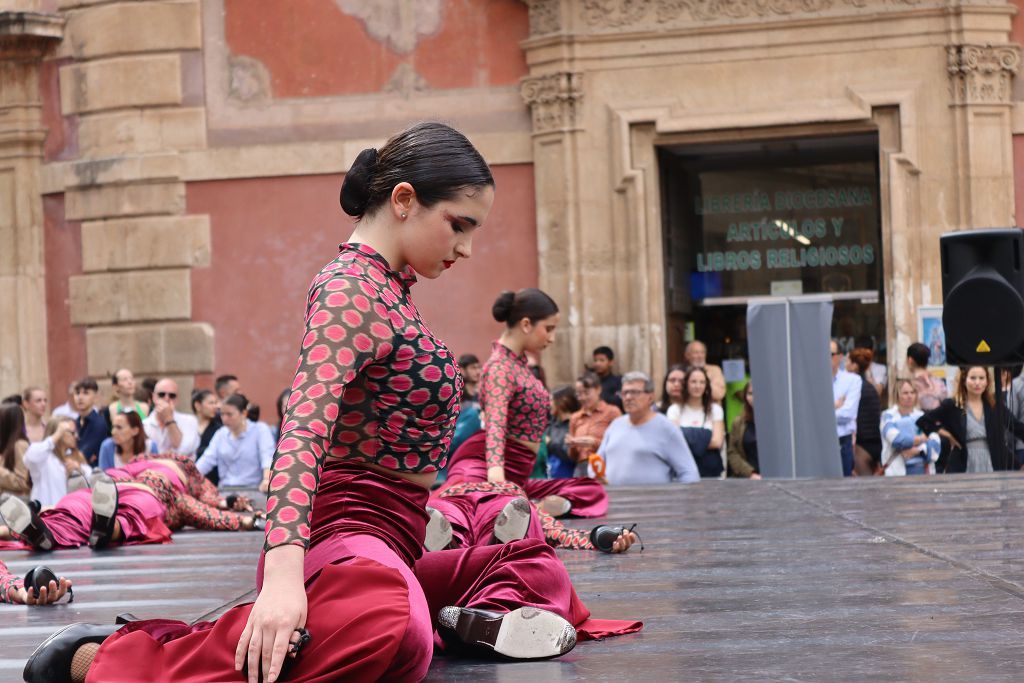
[443,260,455,269]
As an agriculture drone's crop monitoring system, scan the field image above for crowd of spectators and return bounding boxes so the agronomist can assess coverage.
[4,329,1021,504]
[0,372,281,503]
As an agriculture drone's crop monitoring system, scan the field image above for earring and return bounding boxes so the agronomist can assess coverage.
[401,212,407,219]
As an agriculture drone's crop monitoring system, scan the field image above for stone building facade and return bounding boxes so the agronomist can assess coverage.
[3,0,1024,413]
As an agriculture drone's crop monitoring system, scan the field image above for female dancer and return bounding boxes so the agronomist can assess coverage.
[24,123,606,683]
[442,289,608,518]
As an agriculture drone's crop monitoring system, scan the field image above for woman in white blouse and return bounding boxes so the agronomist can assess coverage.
[23,417,93,507]
[667,366,725,478]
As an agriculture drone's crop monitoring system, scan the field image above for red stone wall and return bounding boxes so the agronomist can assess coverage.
[187,164,537,420]
[224,0,528,98]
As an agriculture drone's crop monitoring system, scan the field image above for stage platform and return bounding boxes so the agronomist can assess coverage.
[5,474,1024,681]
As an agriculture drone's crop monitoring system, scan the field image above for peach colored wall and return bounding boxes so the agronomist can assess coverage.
[43,195,87,404]
[224,0,528,98]
[188,164,537,422]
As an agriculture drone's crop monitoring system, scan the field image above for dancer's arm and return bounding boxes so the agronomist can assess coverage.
[480,363,513,482]
[239,272,394,683]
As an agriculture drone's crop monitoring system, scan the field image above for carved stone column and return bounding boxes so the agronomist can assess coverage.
[947,43,1021,228]
[521,71,584,384]
[0,10,63,396]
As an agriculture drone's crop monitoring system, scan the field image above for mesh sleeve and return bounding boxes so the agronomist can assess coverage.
[264,273,395,552]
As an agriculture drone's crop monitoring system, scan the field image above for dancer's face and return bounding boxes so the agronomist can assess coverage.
[400,184,494,279]
[520,313,559,354]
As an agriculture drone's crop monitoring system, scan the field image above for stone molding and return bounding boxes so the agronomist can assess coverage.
[947,44,1020,105]
[520,72,583,133]
[575,0,927,32]
[525,0,561,35]
[0,11,64,60]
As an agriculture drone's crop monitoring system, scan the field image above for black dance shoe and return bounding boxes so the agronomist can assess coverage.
[491,497,532,544]
[88,474,119,549]
[424,506,455,551]
[0,494,55,551]
[23,566,73,603]
[22,623,120,683]
[437,606,577,659]
[589,523,643,553]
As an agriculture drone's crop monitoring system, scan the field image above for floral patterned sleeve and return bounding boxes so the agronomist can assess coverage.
[538,510,595,550]
[264,273,395,552]
[0,560,22,603]
[481,363,515,470]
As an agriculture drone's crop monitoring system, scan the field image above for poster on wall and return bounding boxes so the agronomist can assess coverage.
[917,305,954,391]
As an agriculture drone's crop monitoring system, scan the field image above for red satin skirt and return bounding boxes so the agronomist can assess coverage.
[442,431,609,517]
[86,462,628,683]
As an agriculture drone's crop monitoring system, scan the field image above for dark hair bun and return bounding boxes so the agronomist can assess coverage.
[492,290,516,323]
[339,147,379,216]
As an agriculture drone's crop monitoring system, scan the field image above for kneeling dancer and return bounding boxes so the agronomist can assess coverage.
[23,124,618,683]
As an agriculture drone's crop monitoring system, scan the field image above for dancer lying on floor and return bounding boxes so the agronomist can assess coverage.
[429,480,640,552]
[22,123,639,683]
[0,419,265,551]
[0,559,71,605]
[439,289,609,519]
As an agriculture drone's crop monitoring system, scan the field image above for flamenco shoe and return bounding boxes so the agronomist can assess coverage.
[23,566,73,603]
[589,523,643,553]
[66,471,89,494]
[491,497,532,544]
[424,506,454,551]
[437,606,577,660]
[0,494,54,551]
[88,474,119,549]
[22,622,120,683]
[536,495,571,518]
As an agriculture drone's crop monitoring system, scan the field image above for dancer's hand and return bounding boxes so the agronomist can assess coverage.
[236,545,306,683]
[8,577,72,605]
[610,531,638,554]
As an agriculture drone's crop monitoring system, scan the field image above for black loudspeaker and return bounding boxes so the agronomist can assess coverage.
[940,228,1024,366]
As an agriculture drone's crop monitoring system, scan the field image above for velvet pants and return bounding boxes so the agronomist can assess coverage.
[443,431,609,517]
[86,463,581,683]
[428,491,546,548]
[40,486,171,549]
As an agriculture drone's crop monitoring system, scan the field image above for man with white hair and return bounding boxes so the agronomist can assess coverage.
[593,371,700,485]
[684,340,726,403]
[142,378,200,456]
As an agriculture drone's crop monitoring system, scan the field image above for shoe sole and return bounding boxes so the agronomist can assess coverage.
[424,507,454,552]
[438,606,576,659]
[538,495,571,518]
[89,477,118,548]
[0,496,53,551]
[492,497,532,544]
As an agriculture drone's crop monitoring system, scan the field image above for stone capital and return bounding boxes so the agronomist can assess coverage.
[520,71,583,134]
[947,43,1021,106]
[0,11,63,61]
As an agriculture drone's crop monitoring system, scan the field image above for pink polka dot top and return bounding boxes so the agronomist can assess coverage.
[263,243,463,552]
[480,341,551,469]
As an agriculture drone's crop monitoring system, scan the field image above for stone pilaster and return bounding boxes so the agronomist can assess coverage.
[947,43,1021,228]
[521,71,585,385]
[57,0,214,382]
[0,9,63,397]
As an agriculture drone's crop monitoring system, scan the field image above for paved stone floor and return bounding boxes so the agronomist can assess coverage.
[5,474,1024,681]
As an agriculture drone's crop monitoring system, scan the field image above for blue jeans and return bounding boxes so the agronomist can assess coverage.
[904,455,926,475]
[839,435,854,477]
